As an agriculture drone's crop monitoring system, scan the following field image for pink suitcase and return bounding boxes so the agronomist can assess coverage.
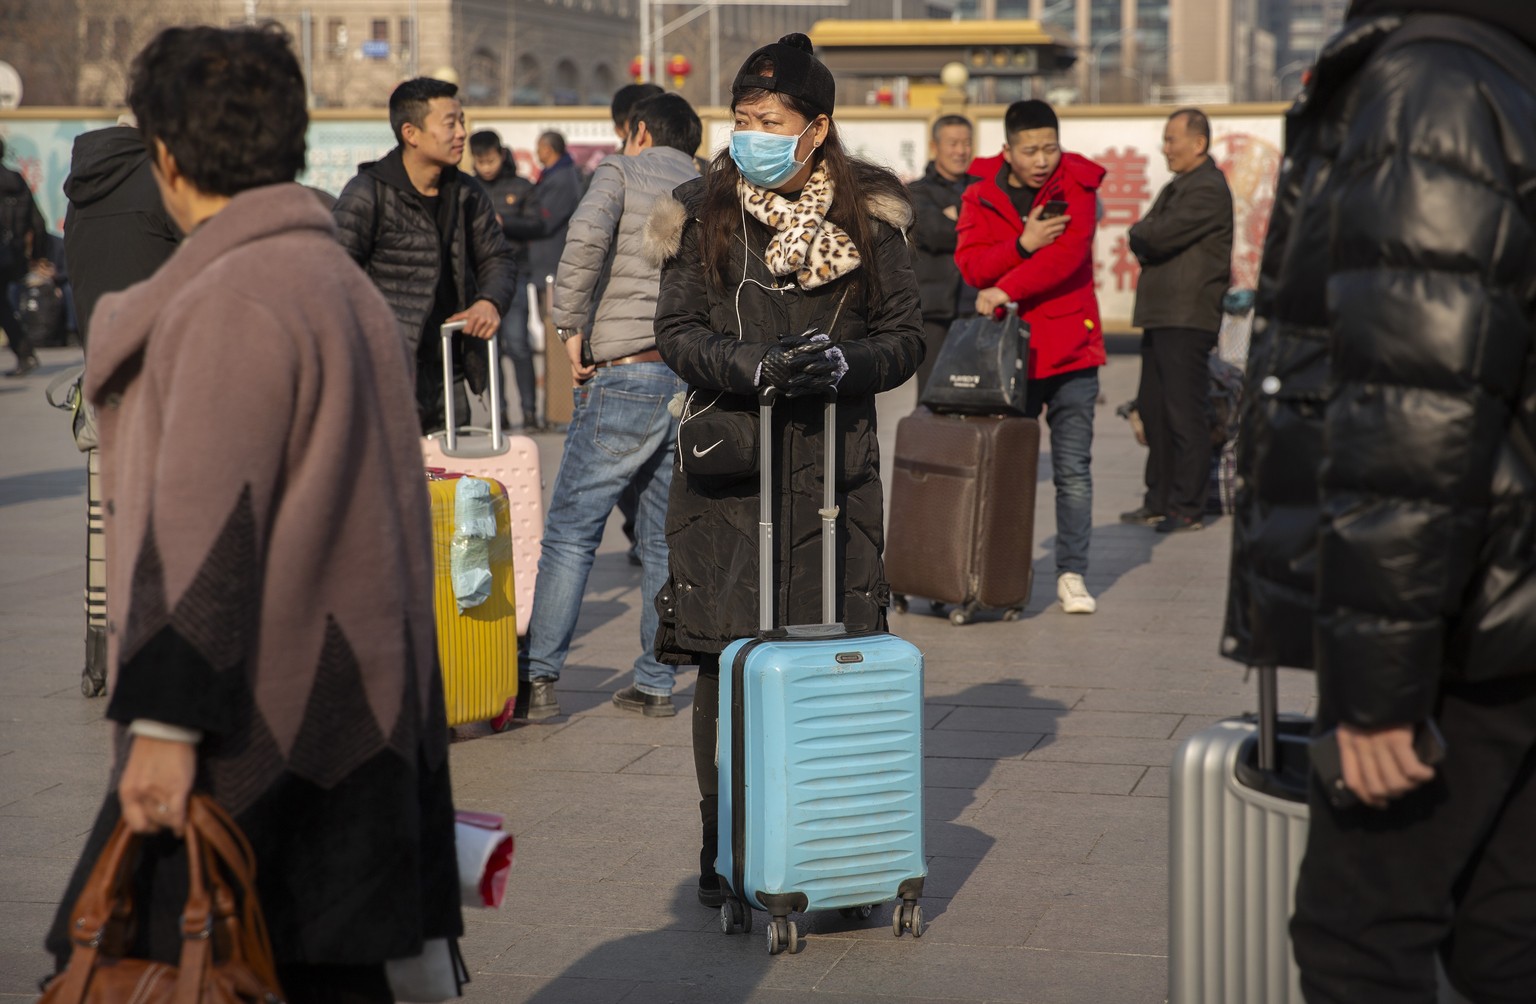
[422,320,544,635]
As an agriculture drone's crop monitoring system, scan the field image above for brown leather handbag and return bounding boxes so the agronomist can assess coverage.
[42,794,286,1003]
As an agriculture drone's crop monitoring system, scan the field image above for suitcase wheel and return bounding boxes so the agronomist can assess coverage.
[893,900,925,939]
[838,905,874,921]
[929,600,947,616]
[720,898,753,935]
[891,594,908,614]
[1002,607,1024,623]
[81,667,106,698]
[948,604,977,627]
[766,917,798,956]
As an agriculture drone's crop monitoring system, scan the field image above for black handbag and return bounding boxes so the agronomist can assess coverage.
[920,306,1030,416]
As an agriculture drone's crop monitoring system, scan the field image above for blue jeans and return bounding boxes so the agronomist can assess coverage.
[498,282,536,419]
[524,361,683,694]
[1024,367,1098,577]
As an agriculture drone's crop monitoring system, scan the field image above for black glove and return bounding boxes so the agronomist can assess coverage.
[759,336,837,396]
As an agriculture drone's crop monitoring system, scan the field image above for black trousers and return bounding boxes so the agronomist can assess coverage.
[1292,676,1536,1003]
[1138,326,1216,519]
[913,317,953,400]
[693,656,721,881]
[2,284,33,363]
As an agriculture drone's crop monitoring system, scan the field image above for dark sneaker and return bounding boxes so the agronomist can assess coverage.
[511,679,560,720]
[1154,514,1205,534]
[4,355,38,378]
[612,684,676,717]
[1120,505,1164,526]
[698,871,726,908]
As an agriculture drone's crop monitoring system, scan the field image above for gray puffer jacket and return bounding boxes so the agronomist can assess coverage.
[552,146,700,361]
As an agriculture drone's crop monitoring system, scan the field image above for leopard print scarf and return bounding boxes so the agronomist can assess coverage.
[739,164,862,290]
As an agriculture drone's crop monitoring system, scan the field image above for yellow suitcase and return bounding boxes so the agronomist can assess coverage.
[428,475,519,727]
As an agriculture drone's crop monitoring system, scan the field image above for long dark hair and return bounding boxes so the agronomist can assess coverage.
[701,60,909,301]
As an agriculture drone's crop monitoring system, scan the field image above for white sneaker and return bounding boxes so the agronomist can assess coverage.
[1057,573,1096,614]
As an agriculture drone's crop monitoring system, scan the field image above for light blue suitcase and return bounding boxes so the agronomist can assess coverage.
[715,391,927,955]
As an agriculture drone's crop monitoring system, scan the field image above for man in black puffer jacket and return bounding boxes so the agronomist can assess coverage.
[333,77,516,433]
[1222,3,1536,1000]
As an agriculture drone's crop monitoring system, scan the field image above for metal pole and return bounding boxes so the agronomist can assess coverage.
[639,0,651,81]
[410,0,419,78]
[300,8,314,109]
[710,2,720,106]
[653,2,664,94]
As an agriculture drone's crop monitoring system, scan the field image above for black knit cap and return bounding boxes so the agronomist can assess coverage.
[732,32,836,117]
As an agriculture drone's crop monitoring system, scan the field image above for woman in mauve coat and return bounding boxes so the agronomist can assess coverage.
[46,26,459,1003]
[645,32,924,907]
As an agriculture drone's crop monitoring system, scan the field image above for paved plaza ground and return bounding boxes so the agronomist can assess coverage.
[0,345,1314,1002]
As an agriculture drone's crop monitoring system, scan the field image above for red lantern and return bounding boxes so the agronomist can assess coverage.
[629,55,646,82]
[667,54,692,89]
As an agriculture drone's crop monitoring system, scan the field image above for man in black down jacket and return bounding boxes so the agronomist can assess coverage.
[1126,108,1233,534]
[1222,3,1536,999]
[906,114,976,397]
[333,77,516,433]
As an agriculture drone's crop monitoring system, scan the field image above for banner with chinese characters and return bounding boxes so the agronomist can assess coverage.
[1,107,1280,329]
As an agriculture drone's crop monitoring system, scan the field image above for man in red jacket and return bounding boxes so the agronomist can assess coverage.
[956,99,1107,614]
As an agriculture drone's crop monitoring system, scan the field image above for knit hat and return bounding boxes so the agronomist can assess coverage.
[732,32,836,117]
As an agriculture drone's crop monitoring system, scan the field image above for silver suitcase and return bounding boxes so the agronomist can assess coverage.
[1169,666,1309,1004]
[1169,667,1471,1004]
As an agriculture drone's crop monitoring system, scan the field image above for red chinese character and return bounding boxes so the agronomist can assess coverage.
[1112,235,1140,292]
[1095,147,1152,228]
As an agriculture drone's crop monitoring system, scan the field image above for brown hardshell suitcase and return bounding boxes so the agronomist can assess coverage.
[886,407,1040,625]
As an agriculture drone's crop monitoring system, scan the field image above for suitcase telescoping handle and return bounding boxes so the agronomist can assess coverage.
[1256,664,1279,772]
[440,320,505,453]
[757,387,839,632]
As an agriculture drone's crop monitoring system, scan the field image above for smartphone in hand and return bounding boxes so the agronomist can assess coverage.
[1309,720,1447,808]
[1040,199,1070,220]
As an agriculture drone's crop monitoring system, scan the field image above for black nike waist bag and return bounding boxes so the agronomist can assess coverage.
[677,388,758,481]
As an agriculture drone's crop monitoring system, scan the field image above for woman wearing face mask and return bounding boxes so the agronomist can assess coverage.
[646,32,924,907]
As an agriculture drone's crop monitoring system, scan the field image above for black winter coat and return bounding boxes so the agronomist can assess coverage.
[1222,12,1536,728]
[1129,156,1233,333]
[650,177,924,661]
[332,148,517,354]
[906,162,976,322]
[63,127,180,344]
[479,158,534,273]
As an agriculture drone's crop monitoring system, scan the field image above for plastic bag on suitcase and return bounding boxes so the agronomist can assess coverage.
[919,304,1030,416]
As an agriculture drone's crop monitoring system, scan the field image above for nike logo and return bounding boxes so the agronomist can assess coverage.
[691,440,725,458]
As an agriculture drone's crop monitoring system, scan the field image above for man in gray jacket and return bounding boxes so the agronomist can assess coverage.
[516,94,701,720]
[1124,108,1233,534]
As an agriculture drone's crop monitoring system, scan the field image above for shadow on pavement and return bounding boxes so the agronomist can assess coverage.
[521,880,777,1003]
[915,680,1069,928]
[0,466,86,508]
